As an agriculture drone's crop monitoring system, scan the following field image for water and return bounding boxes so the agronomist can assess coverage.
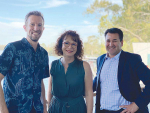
[0,50,3,54]
[0,50,150,112]
[43,56,58,99]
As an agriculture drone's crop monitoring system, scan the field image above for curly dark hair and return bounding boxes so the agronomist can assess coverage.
[55,30,84,59]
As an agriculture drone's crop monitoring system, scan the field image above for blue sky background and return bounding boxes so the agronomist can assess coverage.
[0,0,122,45]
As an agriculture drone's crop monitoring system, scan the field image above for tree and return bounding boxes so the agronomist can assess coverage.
[41,43,55,56]
[86,0,150,52]
[84,35,106,57]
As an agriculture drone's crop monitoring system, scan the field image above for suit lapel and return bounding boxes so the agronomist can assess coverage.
[96,54,105,113]
[97,55,106,85]
[118,51,127,85]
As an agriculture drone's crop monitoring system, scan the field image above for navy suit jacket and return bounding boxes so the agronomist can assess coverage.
[93,50,150,113]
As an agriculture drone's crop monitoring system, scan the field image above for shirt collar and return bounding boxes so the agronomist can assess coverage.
[21,38,41,51]
[106,50,122,60]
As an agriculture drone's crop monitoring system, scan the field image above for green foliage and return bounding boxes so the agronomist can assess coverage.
[85,0,150,52]
[84,36,106,57]
[41,43,55,56]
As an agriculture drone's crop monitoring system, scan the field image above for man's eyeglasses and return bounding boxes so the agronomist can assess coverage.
[62,42,77,48]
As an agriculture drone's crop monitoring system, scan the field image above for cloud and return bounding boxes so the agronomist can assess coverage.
[83,21,92,25]
[10,22,24,28]
[0,22,25,44]
[12,2,41,7]
[45,25,59,28]
[12,0,69,8]
[0,22,24,28]
[41,0,69,8]
[0,17,23,22]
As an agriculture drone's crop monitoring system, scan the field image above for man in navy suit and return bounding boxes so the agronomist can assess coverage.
[93,28,150,113]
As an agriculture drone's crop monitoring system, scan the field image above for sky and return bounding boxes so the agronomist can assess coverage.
[0,0,122,46]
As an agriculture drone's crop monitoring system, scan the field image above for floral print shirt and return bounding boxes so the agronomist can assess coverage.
[0,38,49,113]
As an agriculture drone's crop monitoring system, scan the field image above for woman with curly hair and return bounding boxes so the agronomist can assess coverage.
[47,30,93,113]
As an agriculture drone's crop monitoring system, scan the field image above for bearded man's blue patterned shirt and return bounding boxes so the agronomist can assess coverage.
[0,38,49,113]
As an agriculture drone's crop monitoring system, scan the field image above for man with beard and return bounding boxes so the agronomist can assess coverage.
[93,28,150,113]
[0,11,49,113]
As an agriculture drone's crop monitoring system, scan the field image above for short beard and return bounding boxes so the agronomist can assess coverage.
[28,35,39,42]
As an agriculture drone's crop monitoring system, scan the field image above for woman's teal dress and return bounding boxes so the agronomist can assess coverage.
[48,58,87,113]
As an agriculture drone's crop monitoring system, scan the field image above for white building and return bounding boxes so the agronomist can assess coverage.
[133,43,150,66]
